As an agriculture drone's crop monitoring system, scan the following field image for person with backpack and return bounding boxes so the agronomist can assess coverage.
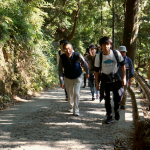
[59,42,89,116]
[94,36,126,124]
[118,46,134,109]
[84,44,99,100]
[57,39,68,100]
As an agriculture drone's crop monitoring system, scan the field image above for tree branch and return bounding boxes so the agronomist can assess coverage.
[67,0,81,40]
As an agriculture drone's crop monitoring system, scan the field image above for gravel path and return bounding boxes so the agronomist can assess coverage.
[0,86,135,150]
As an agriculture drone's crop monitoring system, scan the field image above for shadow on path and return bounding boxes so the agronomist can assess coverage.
[0,87,135,149]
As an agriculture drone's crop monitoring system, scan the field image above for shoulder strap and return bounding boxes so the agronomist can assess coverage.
[99,52,103,72]
[112,49,119,67]
[74,52,80,61]
[58,50,61,56]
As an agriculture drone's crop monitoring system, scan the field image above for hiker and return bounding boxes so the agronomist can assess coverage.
[94,36,126,124]
[84,44,99,100]
[59,42,89,116]
[118,46,134,109]
[57,39,69,100]
[82,47,89,88]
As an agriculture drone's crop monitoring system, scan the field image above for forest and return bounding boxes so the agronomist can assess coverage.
[0,0,150,103]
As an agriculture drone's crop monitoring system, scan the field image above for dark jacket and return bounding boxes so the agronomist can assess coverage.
[59,52,89,84]
[118,56,134,82]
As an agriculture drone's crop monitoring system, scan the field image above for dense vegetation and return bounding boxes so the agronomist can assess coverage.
[0,0,150,100]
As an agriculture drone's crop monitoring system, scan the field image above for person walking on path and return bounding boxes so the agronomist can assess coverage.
[84,44,99,101]
[118,46,134,109]
[59,42,89,116]
[82,47,89,88]
[57,39,68,100]
[94,36,126,124]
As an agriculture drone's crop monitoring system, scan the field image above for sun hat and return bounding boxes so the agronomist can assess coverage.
[119,46,127,52]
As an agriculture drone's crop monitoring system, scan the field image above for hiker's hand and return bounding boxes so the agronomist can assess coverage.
[122,77,126,86]
[128,79,132,86]
[86,74,89,79]
[60,83,65,89]
[96,83,99,91]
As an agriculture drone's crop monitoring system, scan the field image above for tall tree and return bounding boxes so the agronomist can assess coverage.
[123,0,139,64]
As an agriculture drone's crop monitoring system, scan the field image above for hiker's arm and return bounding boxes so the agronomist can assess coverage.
[95,70,99,91]
[79,54,89,78]
[94,54,100,91]
[129,58,134,86]
[121,65,126,86]
[58,57,65,89]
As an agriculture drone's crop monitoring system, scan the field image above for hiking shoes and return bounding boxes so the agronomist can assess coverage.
[96,94,100,99]
[68,108,73,113]
[73,112,80,116]
[92,97,95,101]
[105,116,114,124]
[120,105,125,109]
[115,111,120,120]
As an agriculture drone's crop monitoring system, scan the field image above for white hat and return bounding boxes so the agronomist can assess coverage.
[119,46,127,52]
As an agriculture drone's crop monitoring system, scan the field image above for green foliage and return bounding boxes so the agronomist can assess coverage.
[3,95,10,101]
[0,0,58,96]
[1,0,150,96]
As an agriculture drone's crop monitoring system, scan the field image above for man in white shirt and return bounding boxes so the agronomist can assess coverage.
[94,36,126,124]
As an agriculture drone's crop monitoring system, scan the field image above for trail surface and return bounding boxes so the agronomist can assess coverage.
[0,86,135,150]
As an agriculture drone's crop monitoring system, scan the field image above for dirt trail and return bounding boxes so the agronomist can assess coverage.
[0,87,135,150]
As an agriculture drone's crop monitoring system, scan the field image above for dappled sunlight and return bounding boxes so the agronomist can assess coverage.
[0,86,135,149]
[47,122,87,126]
[85,110,105,115]
[125,112,133,121]
[13,96,35,102]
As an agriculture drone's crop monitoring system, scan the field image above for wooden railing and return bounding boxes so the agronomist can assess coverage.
[134,71,150,109]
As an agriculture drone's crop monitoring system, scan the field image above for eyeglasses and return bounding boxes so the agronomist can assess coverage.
[64,48,72,51]
[89,48,96,51]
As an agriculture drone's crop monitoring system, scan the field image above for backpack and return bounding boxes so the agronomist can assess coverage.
[98,49,119,82]
[58,50,61,56]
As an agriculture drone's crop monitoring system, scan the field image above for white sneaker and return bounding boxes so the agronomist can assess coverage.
[73,112,79,116]
[96,94,100,99]
[68,109,73,112]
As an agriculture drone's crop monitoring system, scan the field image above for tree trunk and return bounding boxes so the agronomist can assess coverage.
[112,9,115,49]
[123,0,139,65]
[148,59,150,80]
[68,0,81,40]
[101,4,103,35]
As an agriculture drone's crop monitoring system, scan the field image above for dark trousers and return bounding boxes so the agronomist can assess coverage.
[88,74,99,97]
[83,74,86,87]
[65,88,68,97]
[63,74,68,97]
[104,81,122,117]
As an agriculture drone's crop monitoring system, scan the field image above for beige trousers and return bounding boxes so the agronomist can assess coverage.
[64,74,83,113]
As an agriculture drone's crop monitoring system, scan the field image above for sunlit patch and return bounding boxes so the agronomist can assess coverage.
[85,111,105,115]
[13,96,35,102]
[125,112,133,121]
